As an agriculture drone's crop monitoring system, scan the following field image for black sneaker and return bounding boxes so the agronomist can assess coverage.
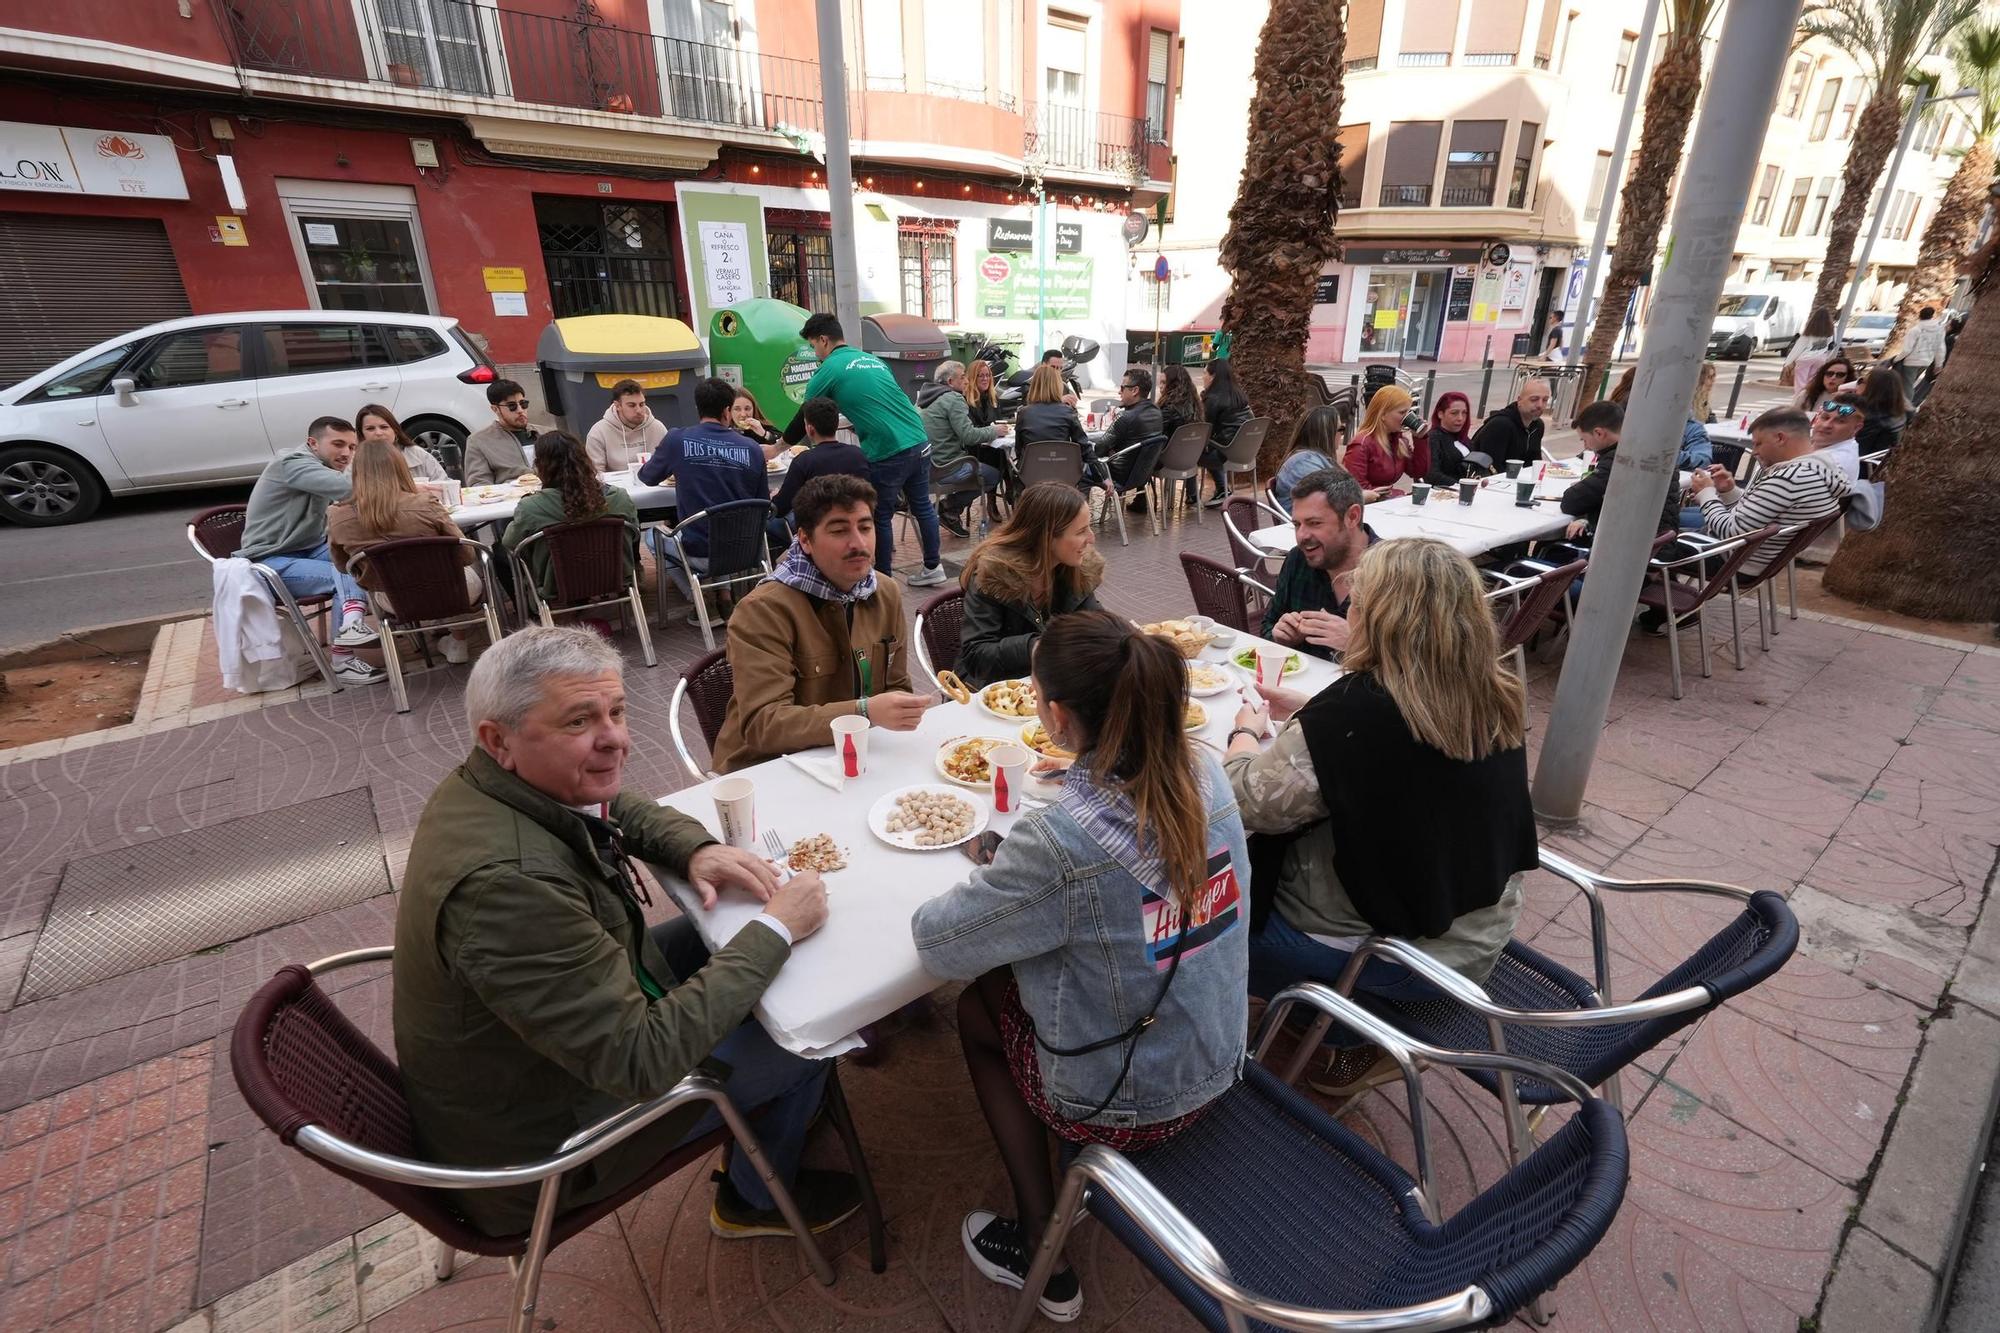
[1636,607,1670,636]
[961,1210,1083,1323]
[710,1167,861,1239]
[940,511,971,539]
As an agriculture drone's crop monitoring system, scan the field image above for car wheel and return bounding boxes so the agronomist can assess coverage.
[0,444,105,526]
[405,417,469,481]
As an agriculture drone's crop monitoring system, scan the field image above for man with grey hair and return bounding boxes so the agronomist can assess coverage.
[394,627,857,1239]
[1259,468,1376,660]
[918,358,1007,538]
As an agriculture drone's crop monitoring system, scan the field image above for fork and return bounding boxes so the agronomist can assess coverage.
[763,829,792,878]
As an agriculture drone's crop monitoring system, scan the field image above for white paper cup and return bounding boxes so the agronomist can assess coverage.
[442,478,461,509]
[1254,645,1290,689]
[713,776,756,849]
[830,714,870,779]
[988,743,1031,814]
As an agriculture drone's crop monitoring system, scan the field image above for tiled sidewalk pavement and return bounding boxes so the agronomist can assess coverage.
[2,503,1998,1331]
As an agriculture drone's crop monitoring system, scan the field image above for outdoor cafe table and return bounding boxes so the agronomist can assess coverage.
[1249,475,1573,560]
[650,633,1343,1058]
[448,464,788,528]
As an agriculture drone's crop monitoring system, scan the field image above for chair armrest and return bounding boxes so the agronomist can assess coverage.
[1482,568,1536,596]
[1540,848,1756,904]
[1649,533,1747,571]
[1237,574,1275,599]
[1343,937,1712,1029]
[306,947,393,974]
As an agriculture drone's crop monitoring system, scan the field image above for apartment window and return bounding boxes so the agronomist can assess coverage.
[1507,122,1539,209]
[375,0,491,94]
[1782,57,1812,117]
[1533,0,1560,68]
[1378,121,1442,206]
[1809,78,1841,141]
[1441,120,1503,207]
[1807,178,1834,235]
[1336,122,1370,210]
[1751,164,1780,225]
[1582,151,1612,223]
[1612,32,1636,93]
[1464,0,1526,64]
[1779,178,1812,235]
[861,0,904,91]
[997,0,1020,104]
[924,0,984,99]
[768,222,835,312]
[1398,0,1459,66]
[898,224,956,321]
[1839,83,1864,140]
[1345,0,1383,71]
[1145,29,1171,143]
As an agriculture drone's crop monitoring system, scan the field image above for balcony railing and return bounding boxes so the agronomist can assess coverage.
[1379,183,1432,206]
[221,0,822,135]
[1024,102,1149,182]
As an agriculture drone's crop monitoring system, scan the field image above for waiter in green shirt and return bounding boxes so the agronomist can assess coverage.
[785,313,947,586]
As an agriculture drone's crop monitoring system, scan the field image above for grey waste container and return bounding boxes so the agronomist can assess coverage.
[860,313,949,399]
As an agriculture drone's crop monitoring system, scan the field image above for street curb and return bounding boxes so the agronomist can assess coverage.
[1817,857,2000,1332]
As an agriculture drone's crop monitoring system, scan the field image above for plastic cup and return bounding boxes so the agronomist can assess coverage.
[1410,482,1431,506]
[1457,478,1478,505]
[1254,644,1290,689]
[1514,479,1537,507]
[988,743,1031,814]
[1505,460,1524,480]
[713,777,756,849]
[830,714,870,779]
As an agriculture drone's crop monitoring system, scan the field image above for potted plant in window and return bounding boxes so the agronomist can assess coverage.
[388,62,421,88]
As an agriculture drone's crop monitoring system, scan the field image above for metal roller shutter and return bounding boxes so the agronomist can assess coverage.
[0,213,191,387]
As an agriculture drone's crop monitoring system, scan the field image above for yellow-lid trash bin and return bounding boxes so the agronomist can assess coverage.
[535,315,708,435]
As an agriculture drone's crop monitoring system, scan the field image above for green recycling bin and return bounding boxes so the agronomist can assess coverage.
[708,298,816,432]
[536,315,708,434]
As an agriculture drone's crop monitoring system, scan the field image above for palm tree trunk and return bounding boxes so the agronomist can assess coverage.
[1884,137,1994,354]
[1217,0,1344,474]
[1822,238,2000,620]
[1812,87,1907,315]
[1577,32,1706,413]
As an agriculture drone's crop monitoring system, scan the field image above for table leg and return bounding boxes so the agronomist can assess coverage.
[825,1066,888,1273]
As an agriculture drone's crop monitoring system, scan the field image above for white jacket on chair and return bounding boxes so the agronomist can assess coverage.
[212,558,310,693]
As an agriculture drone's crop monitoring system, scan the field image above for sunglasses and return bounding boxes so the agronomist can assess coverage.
[498,398,530,410]
[1817,400,1858,416]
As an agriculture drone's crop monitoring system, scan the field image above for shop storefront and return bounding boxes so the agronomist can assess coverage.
[1347,245,1486,361]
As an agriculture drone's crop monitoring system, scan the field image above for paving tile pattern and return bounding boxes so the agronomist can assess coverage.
[1,504,1999,1331]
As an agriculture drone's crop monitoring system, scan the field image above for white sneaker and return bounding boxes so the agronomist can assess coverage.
[907,565,948,588]
[334,619,380,648]
[332,656,386,685]
[441,635,470,665]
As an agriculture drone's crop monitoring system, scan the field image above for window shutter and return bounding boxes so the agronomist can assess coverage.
[1148,29,1170,83]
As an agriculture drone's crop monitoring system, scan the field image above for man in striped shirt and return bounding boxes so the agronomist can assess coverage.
[1685,406,1852,577]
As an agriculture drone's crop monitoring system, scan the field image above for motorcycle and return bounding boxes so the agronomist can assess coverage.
[993,333,1099,414]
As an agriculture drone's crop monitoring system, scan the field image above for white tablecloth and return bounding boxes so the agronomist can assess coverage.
[651,633,1342,1057]
[1706,421,1753,448]
[449,467,786,528]
[1250,476,1571,558]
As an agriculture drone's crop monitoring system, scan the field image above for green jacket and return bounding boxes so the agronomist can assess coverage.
[393,749,790,1234]
[798,344,927,462]
[500,485,641,603]
[918,385,998,471]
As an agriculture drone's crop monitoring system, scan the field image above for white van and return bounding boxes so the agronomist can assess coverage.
[1707,284,1812,360]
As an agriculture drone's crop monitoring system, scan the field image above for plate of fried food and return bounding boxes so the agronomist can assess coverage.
[978,678,1038,719]
[1184,701,1208,731]
[1019,721,1077,763]
[869,785,989,850]
[1141,618,1217,659]
[1185,662,1235,697]
[783,833,848,873]
[936,735,1006,787]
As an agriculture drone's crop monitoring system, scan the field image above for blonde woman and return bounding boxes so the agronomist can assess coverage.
[1013,363,1088,448]
[1341,384,1428,501]
[1679,361,1717,469]
[1225,538,1536,1095]
[326,440,483,663]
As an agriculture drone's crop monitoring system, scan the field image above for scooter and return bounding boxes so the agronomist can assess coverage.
[993,333,1100,412]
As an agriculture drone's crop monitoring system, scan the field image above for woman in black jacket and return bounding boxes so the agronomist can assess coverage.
[1855,364,1909,455]
[1013,364,1089,450]
[1197,358,1251,507]
[956,482,1106,687]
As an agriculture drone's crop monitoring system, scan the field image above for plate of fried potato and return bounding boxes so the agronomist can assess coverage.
[1020,721,1076,763]
[936,735,1006,787]
[978,678,1038,719]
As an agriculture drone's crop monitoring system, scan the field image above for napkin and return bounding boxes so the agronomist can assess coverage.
[783,749,847,792]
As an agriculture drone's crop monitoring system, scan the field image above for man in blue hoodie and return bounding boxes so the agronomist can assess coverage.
[640,378,785,612]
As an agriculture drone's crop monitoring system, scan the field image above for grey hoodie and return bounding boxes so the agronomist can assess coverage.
[236,447,353,559]
[584,401,668,473]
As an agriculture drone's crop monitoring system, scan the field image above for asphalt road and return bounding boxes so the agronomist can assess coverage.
[0,481,251,651]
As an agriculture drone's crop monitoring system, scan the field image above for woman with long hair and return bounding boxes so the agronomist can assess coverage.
[1795,353,1855,412]
[730,386,782,455]
[1341,384,1428,501]
[1196,358,1251,507]
[501,431,640,601]
[1271,404,1345,512]
[326,440,482,661]
[1855,363,1910,453]
[1420,390,1477,486]
[1784,306,1839,391]
[965,357,1002,427]
[1156,363,1201,437]
[915,610,1249,1323]
[1227,539,1535,1095]
[1014,363,1089,450]
[956,482,1105,686]
[356,402,449,482]
[1678,362,1717,469]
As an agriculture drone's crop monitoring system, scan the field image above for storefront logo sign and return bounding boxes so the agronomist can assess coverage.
[978,254,1012,283]
[0,120,188,199]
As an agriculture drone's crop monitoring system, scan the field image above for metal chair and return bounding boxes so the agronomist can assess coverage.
[1729,510,1844,648]
[1007,985,1629,1333]
[1150,422,1213,525]
[231,948,885,1333]
[1288,848,1796,1176]
[650,498,775,653]
[1495,557,1586,690]
[186,503,340,691]
[668,648,734,782]
[1221,495,1286,580]
[1179,552,1271,635]
[1015,440,1086,491]
[924,457,998,538]
[1635,524,1780,698]
[1217,416,1271,497]
[345,538,505,713]
[912,587,965,692]
[1085,433,1167,546]
[510,517,656,667]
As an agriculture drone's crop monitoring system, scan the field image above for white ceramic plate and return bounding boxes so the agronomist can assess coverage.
[935,735,1006,788]
[868,784,990,851]
[1186,663,1236,697]
[976,679,1039,721]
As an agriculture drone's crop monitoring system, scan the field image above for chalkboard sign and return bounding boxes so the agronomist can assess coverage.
[1447,274,1474,321]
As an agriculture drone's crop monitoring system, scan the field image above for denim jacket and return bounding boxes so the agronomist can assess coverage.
[912,754,1250,1127]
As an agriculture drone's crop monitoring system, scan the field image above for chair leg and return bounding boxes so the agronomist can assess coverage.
[538,601,555,629]
[690,576,715,653]
[629,581,657,668]
[823,1068,888,1274]
[381,626,410,714]
[1786,560,1800,621]
[1111,491,1130,547]
[1008,1163,1093,1333]
[430,1234,457,1281]
[1756,584,1773,654]
[1696,601,1712,680]
[484,602,505,651]
[707,1097,839,1288]
[1662,586,1684,701]
[508,1176,564,1333]
[1727,580,1745,670]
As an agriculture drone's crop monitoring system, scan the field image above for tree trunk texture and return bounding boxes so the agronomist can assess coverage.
[1812,88,1907,316]
[1884,137,1995,355]
[1576,32,1706,414]
[1822,240,2000,621]
[1217,0,1345,475]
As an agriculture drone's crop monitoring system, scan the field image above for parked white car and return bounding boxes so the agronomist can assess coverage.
[1844,311,1897,359]
[0,311,497,526]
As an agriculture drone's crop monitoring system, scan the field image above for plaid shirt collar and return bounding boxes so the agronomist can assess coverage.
[768,538,877,605]
[1060,760,1165,887]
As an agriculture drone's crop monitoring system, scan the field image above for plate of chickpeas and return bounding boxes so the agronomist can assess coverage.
[868,784,991,851]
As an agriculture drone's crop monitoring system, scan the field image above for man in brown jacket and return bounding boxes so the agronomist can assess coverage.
[712,475,934,772]
[393,626,857,1237]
